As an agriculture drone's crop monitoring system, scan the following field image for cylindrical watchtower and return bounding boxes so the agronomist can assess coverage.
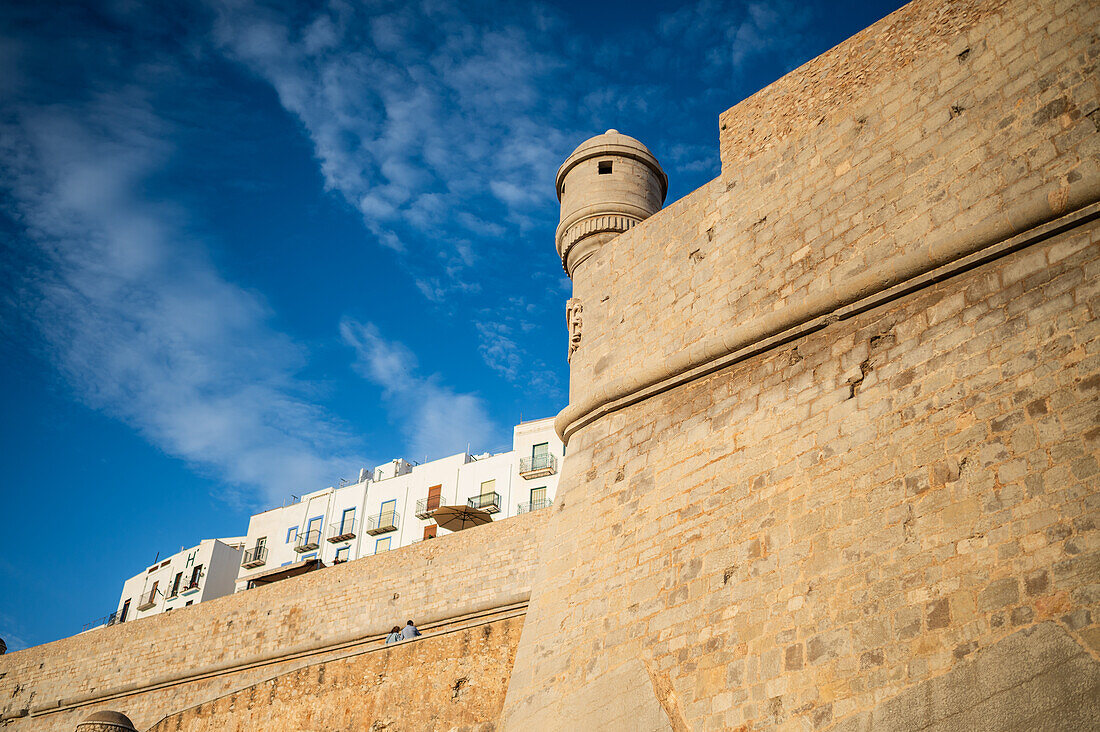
[555,129,667,277]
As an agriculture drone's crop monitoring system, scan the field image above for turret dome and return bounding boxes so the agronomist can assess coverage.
[555,130,667,276]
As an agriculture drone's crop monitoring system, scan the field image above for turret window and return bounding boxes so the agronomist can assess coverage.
[598,160,613,174]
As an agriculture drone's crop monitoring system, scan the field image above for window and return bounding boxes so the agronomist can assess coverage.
[340,507,355,534]
[188,565,202,588]
[481,479,495,494]
[286,526,297,543]
[427,484,442,512]
[375,537,392,553]
[531,442,551,470]
[335,546,350,562]
[120,599,130,622]
[257,536,267,551]
[423,525,437,540]
[159,559,171,568]
[185,600,193,606]
[306,516,323,541]
[598,160,612,174]
[379,499,396,525]
[170,572,183,597]
[531,486,547,506]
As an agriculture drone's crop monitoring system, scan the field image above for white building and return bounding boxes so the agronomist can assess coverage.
[113,537,245,624]
[235,417,563,590]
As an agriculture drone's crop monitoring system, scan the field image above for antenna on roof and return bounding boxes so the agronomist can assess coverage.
[338,477,350,487]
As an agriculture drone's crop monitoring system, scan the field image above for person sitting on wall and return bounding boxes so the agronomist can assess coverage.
[385,626,401,645]
[400,620,421,640]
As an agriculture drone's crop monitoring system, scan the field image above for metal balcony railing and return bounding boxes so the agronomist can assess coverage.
[182,578,201,594]
[517,498,553,514]
[295,528,321,552]
[415,495,442,519]
[328,518,357,542]
[467,491,502,514]
[366,510,400,535]
[137,588,158,611]
[519,453,557,478]
[82,611,121,632]
[242,545,268,568]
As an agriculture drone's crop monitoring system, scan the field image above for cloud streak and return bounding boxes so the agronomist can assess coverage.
[1,90,361,505]
[207,0,574,298]
[341,318,500,460]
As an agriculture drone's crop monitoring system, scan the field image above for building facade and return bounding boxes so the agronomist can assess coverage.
[235,417,563,590]
[112,538,245,625]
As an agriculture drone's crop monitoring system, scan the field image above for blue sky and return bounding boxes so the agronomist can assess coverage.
[0,0,905,649]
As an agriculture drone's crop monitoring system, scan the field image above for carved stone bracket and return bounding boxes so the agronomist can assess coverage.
[566,298,583,362]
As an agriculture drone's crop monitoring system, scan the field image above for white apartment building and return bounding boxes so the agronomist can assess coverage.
[112,537,245,624]
[235,417,563,590]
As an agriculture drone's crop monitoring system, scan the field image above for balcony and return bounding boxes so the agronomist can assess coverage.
[366,510,400,535]
[137,588,158,611]
[295,528,321,553]
[328,518,357,543]
[241,545,268,568]
[415,495,442,519]
[519,453,557,479]
[467,491,501,514]
[82,611,120,632]
[517,498,553,514]
[181,579,201,596]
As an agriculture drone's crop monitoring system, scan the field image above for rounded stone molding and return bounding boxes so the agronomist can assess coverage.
[75,710,137,731]
[555,129,667,276]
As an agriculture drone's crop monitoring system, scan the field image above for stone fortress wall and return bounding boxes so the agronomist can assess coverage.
[502,0,1100,728]
[148,615,525,732]
[0,511,541,731]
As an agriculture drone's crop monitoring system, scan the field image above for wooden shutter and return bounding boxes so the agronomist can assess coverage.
[427,484,442,511]
[424,525,437,539]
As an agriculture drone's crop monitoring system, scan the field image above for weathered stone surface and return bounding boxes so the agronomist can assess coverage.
[832,622,1100,731]
[148,616,525,732]
[504,220,1100,729]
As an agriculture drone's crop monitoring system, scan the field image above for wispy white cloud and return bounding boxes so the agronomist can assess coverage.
[0,610,30,653]
[476,321,521,380]
[341,318,500,459]
[206,0,574,297]
[1,90,361,506]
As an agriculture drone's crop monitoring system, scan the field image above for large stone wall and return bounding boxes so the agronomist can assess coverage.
[149,614,524,732]
[560,0,1098,435]
[503,0,1100,728]
[0,512,541,731]
[504,219,1100,728]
